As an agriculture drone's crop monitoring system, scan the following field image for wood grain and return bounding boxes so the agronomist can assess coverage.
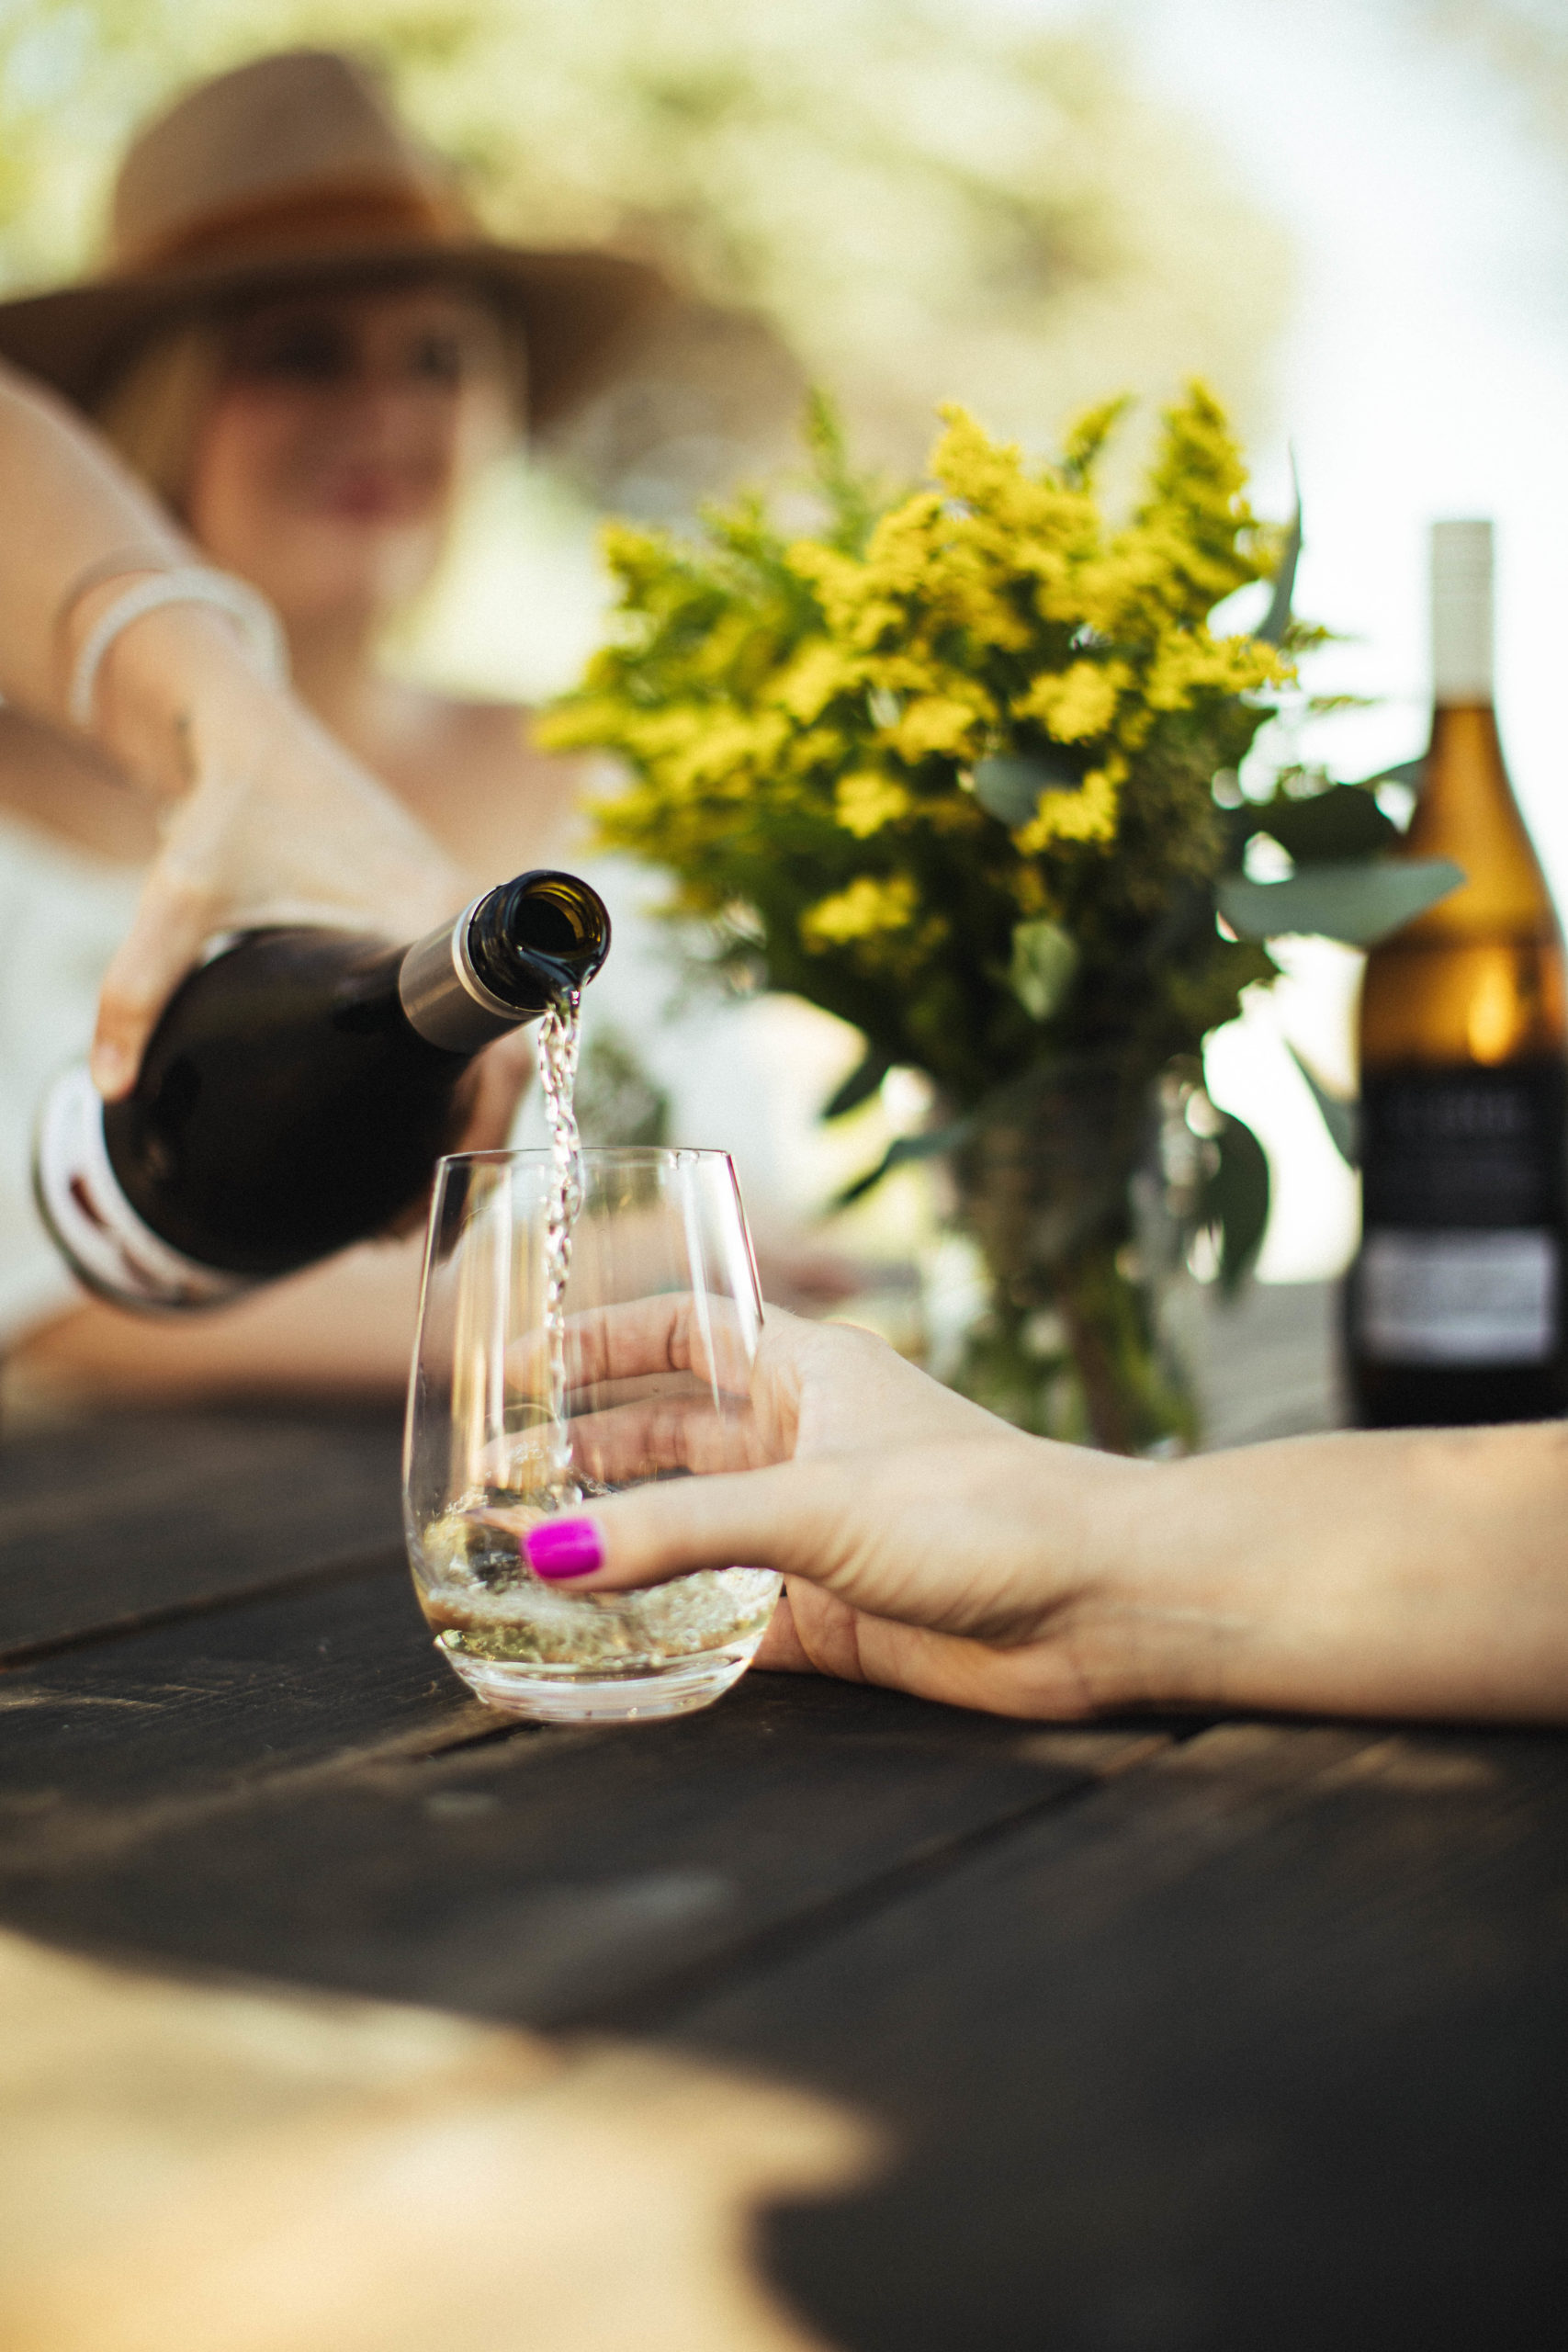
[0,1409,404,1659]
[0,1608,1160,2024]
[0,1561,490,1862]
[666,1720,1568,2351]
[7,1409,1564,2349]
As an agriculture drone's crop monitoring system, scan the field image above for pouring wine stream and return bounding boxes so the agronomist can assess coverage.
[535,989,584,1506]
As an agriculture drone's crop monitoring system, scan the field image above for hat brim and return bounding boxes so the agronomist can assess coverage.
[0,238,672,429]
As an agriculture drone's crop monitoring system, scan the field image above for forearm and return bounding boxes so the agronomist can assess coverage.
[510,1312,1568,1730]
[1096,1421,1568,1724]
[0,360,186,721]
[0,363,321,811]
[8,1238,425,1408]
[0,367,475,1105]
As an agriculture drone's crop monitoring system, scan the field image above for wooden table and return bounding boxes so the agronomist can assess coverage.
[1,1399,1564,2349]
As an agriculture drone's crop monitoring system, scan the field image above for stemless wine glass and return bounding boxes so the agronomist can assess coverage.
[405,1148,780,1723]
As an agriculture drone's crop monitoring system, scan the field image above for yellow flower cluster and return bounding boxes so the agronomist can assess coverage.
[799,872,921,949]
[541,387,1289,1105]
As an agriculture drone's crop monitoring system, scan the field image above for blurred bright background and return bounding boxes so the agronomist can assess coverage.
[3,0,1562,1288]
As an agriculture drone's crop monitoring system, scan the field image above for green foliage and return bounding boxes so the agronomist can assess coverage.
[1255,466,1301,646]
[973,749,1085,825]
[1287,1043,1360,1168]
[1009,918,1080,1024]
[820,1045,890,1121]
[949,1254,1196,1453]
[1217,858,1463,948]
[543,386,1288,1117]
[546,384,1382,1445]
[833,1119,974,1211]
[1199,1112,1270,1294]
[1215,755,1461,948]
[1238,778,1399,863]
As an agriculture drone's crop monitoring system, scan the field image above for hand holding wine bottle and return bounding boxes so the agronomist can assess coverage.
[0,359,469,1094]
[36,869,611,1310]
[84,621,473,1104]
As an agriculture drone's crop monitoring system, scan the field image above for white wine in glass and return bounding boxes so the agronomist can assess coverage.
[405,1147,780,1723]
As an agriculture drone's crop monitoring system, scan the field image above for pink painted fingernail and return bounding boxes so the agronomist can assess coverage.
[525,1517,604,1580]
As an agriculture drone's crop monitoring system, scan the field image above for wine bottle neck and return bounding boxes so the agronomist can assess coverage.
[1431,518,1493,706]
[396,871,611,1056]
[398,894,525,1055]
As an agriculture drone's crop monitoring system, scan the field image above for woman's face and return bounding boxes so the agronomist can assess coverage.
[185,284,513,635]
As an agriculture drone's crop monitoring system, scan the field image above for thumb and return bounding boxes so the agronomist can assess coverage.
[91,865,218,1098]
[523,1458,857,1593]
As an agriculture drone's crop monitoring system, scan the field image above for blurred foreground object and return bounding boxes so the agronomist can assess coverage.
[0,1928,865,2351]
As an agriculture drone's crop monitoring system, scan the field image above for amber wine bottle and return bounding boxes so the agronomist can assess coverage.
[1348,521,1568,1425]
[34,869,610,1313]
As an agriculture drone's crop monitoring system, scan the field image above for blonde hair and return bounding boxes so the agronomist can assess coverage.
[93,323,226,518]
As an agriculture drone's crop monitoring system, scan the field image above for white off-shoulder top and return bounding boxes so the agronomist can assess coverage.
[0,808,141,1345]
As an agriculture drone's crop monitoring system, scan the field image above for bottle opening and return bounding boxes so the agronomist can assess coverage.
[468,870,612,1008]
[510,877,603,961]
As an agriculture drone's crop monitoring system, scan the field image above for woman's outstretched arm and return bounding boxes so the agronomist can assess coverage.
[519,1307,1568,1726]
[0,358,469,1093]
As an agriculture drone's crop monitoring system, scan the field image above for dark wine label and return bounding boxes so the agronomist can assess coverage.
[1355,1060,1567,1367]
[1359,1060,1568,1230]
[32,1063,254,1313]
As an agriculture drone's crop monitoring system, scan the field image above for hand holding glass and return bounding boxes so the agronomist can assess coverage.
[404,1148,780,1722]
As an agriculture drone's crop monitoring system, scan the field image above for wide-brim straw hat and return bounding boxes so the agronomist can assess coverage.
[0,48,672,428]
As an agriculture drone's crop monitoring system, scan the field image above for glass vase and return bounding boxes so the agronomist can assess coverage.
[946,1061,1197,1454]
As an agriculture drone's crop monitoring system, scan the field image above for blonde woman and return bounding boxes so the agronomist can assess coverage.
[0,356,535,1357]
[0,51,665,1409]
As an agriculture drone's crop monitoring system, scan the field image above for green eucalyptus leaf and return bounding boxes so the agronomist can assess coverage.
[973,750,1082,827]
[1287,1043,1359,1166]
[1009,918,1079,1023]
[1257,463,1303,647]
[1216,857,1463,946]
[1255,782,1398,863]
[822,1046,892,1121]
[1200,1113,1270,1294]
[834,1119,975,1207]
[1357,756,1426,795]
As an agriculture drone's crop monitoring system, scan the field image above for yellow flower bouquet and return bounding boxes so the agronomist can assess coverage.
[544,390,1453,1448]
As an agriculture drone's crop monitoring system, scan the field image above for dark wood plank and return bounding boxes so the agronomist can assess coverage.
[0,1644,1160,2022]
[0,1408,404,1658]
[0,1557,491,1860]
[652,1720,1568,2351]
